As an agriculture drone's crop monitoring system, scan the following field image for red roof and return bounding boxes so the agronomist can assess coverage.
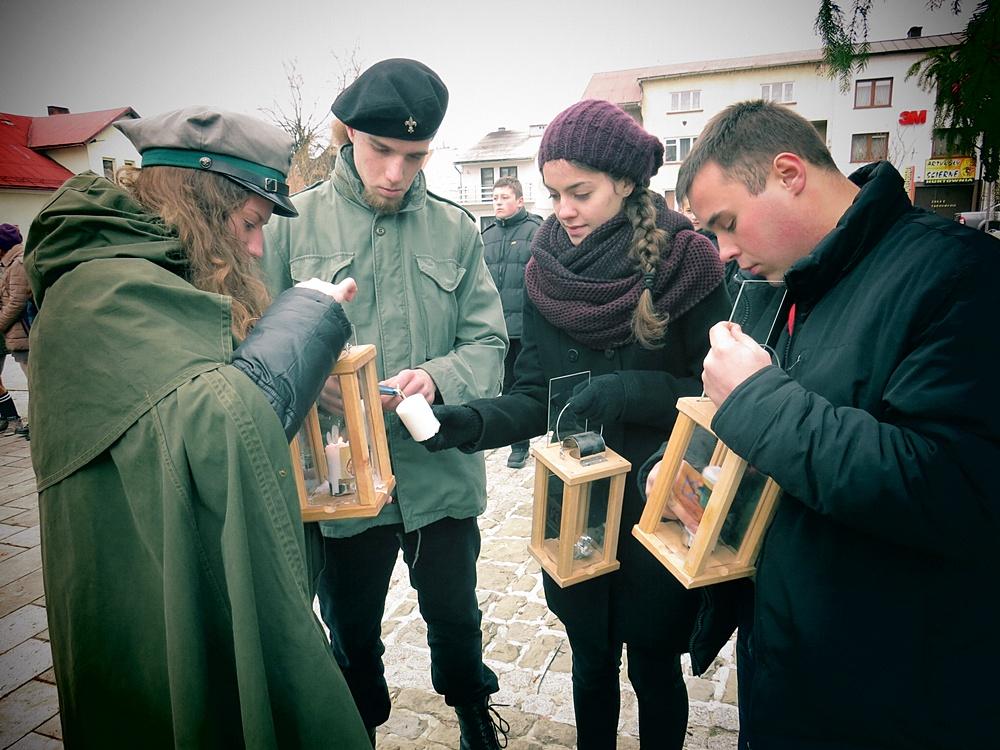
[28,106,138,149]
[0,113,73,190]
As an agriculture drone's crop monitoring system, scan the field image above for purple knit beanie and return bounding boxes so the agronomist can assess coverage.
[537,99,664,186]
[0,224,22,252]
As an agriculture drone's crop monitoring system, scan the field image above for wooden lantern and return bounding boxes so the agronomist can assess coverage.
[289,344,395,522]
[529,432,631,588]
[632,396,781,588]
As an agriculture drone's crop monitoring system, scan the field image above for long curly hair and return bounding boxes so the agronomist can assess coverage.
[118,165,270,339]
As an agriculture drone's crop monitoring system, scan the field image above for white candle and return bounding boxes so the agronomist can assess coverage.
[325,440,342,487]
[396,394,441,442]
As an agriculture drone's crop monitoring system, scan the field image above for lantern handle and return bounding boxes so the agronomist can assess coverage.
[554,398,603,444]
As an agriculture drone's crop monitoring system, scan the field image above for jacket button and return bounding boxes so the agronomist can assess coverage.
[375,226,386,236]
[604,348,615,359]
[278,469,288,477]
[567,348,579,362]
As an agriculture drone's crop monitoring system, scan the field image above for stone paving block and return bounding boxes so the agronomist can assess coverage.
[382,708,426,740]
[0,680,59,748]
[0,570,45,619]
[0,506,23,523]
[32,714,61,740]
[7,733,62,750]
[0,525,20,543]
[3,509,38,528]
[2,527,39,549]
[2,491,37,511]
[0,639,52,699]
[0,544,23,562]
[0,469,34,488]
[0,548,42,589]
[0,603,47,653]
[722,667,739,704]
[36,669,55,685]
[688,676,717,702]
[518,634,564,670]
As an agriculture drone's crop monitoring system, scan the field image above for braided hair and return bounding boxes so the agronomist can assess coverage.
[623,187,669,348]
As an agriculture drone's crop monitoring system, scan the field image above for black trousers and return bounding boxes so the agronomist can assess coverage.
[503,339,529,452]
[316,516,499,728]
[543,572,689,750]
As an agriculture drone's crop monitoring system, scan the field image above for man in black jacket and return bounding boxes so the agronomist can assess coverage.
[482,177,541,468]
[675,100,1000,749]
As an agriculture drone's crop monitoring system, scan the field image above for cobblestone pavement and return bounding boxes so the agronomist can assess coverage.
[0,356,740,748]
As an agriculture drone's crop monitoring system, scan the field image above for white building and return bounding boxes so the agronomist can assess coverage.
[0,106,140,237]
[451,125,550,230]
[584,30,977,219]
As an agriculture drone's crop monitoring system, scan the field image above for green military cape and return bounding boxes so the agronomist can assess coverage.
[24,173,370,748]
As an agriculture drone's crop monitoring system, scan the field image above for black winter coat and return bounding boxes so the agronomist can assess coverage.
[713,162,1000,748]
[467,281,732,653]
[482,208,541,338]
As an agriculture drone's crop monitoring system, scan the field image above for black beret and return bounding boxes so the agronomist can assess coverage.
[332,58,448,141]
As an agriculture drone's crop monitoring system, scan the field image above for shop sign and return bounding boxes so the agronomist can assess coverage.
[924,157,976,184]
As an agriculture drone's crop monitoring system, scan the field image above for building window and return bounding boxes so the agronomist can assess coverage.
[669,90,701,113]
[499,166,517,179]
[931,129,967,158]
[854,77,893,108]
[102,158,116,180]
[761,81,795,103]
[664,136,697,163]
[123,159,135,167]
[480,168,495,202]
[851,132,889,162]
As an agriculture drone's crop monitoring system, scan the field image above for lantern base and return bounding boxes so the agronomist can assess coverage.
[299,478,395,522]
[632,521,752,589]
[529,538,621,588]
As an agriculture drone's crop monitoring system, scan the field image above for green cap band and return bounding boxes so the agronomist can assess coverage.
[140,148,289,196]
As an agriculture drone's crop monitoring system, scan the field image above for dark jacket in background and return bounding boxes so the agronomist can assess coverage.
[482,207,541,339]
[713,162,1000,749]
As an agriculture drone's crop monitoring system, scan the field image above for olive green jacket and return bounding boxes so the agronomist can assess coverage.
[262,147,507,538]
[24,173,369,748]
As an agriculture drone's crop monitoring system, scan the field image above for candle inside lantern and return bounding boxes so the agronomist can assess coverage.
[396,394,441,442]
[325,431,349,493]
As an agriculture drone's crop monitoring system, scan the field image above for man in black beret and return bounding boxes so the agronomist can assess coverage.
[262,59,509,749]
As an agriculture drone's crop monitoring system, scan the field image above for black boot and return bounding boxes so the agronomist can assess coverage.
[455,697,509,750]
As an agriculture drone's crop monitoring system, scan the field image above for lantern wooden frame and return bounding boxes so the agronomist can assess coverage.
[289,344,395,522]
[633,396,781,588]
[529,438,631,588]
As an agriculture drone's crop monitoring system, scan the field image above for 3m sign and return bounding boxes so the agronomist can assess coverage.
[898,110,927,126]
[924,157,977,184]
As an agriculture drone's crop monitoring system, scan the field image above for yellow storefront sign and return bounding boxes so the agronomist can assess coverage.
[924,157,976,184]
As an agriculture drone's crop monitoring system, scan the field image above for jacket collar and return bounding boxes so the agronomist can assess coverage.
[331,144,427,214]
[494,207,528,228]
[785,161,912,307]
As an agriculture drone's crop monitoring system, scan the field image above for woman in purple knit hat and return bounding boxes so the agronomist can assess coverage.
[421,99,733,748]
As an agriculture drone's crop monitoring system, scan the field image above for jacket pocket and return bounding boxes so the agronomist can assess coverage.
[413,254,464,358]
[289,253,355,284]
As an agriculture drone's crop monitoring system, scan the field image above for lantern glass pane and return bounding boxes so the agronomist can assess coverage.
[670,423,768,554]
[544,473,611,568]
[355,372,386,492]
[547,371,590,443]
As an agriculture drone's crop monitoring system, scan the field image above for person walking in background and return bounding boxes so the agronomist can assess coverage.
[262,59,509,749]
[421,99,731,749]
[674,99,1000,748]
[0,223,30,438]
[481,176,541,468]
[24,107,370,748]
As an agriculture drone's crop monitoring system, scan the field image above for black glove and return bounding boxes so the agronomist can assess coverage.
[567,374,626,425]
[421,405,484,453]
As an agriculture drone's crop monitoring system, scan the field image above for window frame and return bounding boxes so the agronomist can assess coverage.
[664,136,697,164]
[102,158,116,180]
[498,165,517,179]
[854,77,893,109]
[668,90,702,114]
[761,81,795,104]
[850,132,889,163]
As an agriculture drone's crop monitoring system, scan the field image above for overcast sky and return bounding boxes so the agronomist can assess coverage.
[0,0,972,149]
